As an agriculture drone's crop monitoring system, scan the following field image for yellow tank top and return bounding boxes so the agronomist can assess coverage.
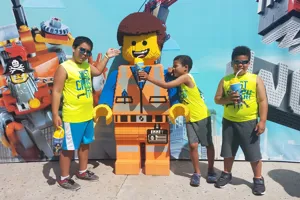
[180,74,210,122]
[223,73,258,122]
[61,60,93,122]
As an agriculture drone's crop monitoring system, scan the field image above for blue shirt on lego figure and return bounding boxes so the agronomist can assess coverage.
[164,68,180,106]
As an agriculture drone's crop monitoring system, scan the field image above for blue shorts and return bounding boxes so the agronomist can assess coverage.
[62,119,94,150]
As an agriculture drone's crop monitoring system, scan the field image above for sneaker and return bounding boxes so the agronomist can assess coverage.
[252,177,266,195]
[206,172,217,183]
[76,170,99,181]
[214,171,232,188]
[57,178,81,191]
[190,173,201,187]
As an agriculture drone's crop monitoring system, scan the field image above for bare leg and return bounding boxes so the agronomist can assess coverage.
[189,143,200,174]
[250,160,262,178]
[224,157,235,173]
[78,144,89,171]
[206,144,215,173]
[60,150,74,177]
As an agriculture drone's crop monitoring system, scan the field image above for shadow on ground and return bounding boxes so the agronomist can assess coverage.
[268,169,300,198]
[42,159,104,185]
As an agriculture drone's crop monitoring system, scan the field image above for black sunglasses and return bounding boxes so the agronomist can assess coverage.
[233,60,249,65]
[79,47,92,57]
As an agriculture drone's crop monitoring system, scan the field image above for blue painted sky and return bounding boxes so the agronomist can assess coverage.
[1,0,299,155]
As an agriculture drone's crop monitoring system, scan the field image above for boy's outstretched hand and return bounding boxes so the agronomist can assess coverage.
[138,71,149,80]
[106,48,121,58]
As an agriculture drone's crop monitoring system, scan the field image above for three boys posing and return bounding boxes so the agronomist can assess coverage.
[52,36,267,196]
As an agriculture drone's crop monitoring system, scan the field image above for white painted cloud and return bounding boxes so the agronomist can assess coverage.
[192,56,230,71]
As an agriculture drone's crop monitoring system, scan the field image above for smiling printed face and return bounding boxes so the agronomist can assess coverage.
[122,32,161,65]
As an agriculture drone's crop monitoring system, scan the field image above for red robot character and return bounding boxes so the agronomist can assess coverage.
[0,0,104,161]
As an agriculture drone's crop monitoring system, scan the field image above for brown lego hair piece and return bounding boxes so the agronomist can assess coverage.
[117,12,166,49]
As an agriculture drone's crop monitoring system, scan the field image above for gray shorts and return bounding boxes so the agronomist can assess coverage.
[221,118,262,162]
[186,117,213,146]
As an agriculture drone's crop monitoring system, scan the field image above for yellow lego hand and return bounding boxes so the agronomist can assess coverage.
[93,104,113,125]
[0,135,17,156]
[169,104,190,124]
[0,135,11,148]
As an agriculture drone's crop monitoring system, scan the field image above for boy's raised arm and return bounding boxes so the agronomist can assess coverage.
[143,72,190,89]
[90,49,121,77]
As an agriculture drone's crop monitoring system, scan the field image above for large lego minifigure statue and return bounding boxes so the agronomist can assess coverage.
[93,12,189,175]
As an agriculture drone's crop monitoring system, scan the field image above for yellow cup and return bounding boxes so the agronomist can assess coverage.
[53,126,64,139]
[52,126,64,156]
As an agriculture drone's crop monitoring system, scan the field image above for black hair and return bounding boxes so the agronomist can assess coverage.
[231,46,251,61]
[72,36,93,51]
[174,55,193,72]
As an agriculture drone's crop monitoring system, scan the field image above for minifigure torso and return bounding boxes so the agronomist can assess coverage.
[113,64,169,121]
[113,65,169,115]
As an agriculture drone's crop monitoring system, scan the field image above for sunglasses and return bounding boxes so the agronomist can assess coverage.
[233,60,249,65]
[79,47,92,57]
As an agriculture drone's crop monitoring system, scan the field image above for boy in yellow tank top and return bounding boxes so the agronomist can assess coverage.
[214,46,268,195]
[52,36,120,190]
[139,55,217,187]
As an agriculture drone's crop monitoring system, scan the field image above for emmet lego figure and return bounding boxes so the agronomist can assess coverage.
[93,12,188,175]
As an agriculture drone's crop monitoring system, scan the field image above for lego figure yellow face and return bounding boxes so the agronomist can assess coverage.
[10,73,29,84]
[117,12,166,65]
[122,33,161,64]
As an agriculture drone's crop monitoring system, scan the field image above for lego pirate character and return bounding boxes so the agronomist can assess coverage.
[0,0,76,162]
[93,12,189,175]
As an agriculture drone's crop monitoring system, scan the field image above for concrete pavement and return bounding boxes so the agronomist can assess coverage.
[0,160,299,200]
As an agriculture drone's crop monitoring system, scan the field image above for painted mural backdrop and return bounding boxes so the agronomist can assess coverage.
[0,0,299,163]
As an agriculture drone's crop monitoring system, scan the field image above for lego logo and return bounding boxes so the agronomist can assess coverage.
[261,17,300,53]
